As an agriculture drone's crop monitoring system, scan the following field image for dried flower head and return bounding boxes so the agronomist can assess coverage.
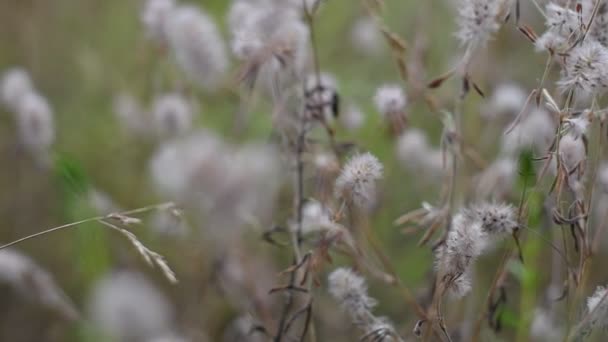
[334,152,383,208]
[166,5,228,91]
[436,203,516,297]
[340,103,365,131]
[1,67,33,111]
[535,2,580,52]
[113,92,150,138]
[558,40,608,97]
[455,0,503,48]
[151,93,193,138]
[501,109,555,156]
[556,133,586,173]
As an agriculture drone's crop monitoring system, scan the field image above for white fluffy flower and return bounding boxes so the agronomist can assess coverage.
[373,84,406,116]
[455,0,503,47]
[436,203,516,297]
[15,92,54,154]
[340,104,365,131]
[535,3,580,52]
[141,0,176,44]
[88,271,175,341]
[557,133,586,173]
[501,109,555,156]
[350,17,383,56]
[1,68,33,111]
[113,92,150,138]
[482,83,527,120]
[151,93,193,138]
[334,152,383,208]
[558,40,608,97]
[328,268,377,317]
[396,129,448,180]
[166,5,228,91]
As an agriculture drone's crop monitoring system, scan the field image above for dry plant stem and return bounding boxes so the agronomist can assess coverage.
[470,247,514,342]
[567,286,608,341]
[0,202,174,251]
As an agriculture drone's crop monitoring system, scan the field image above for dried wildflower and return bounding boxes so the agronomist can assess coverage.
[455,0,504,48]
[151,93,193,139]
[328,268,402,341]
[564,112,592,138]
[436,203,517,297]
[350,17,384,57]
[482,83,527,120]
[334,152,383,209]
[166,5,228,90]
[558,40,608,97]
[1,67,33,111]
[0,249,79,321]
[298,200,341,234]
[15,92,55,155]
[141,0,176,45]
[535,2,580,52]
[88,271,175,341]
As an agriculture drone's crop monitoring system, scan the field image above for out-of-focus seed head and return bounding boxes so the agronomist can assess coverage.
[1,68,33,111]
[340,104,365,131]
[334,152,383,209]
[501,109,555,156]
[328,268,377,318]
[141,0,176,45]
[482,83,527,120]
[474,157,517,201]
[166,5,228,91]
[88,271,175,341]
[15,92,55,155]
[373,84,406,117]
[556,133,586,173]
[350,17,384,57]
[113,92,151,138]
[151,93,193,139]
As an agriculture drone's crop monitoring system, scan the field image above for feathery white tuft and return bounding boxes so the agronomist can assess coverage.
[334,152,383,208]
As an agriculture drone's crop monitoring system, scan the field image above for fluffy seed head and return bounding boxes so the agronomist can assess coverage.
[350,17,383,56]
[334,152,383,208]
[373,84,406,116]
[535,3,580,52]
[151,93,193,138]
[1,68,33,111]
[467,202,518,235]
[455,0,503,48]
[501,109,555,156]
[328,268,377,318]
[16,92,55,154]
[482,83,527,120]
[558,40,608,97]
[474,157,517,201]
[114,92,150,138]
[141,0,176,44]
[88,271,174,341]
[557,133,586,173]
[166,5,228,91]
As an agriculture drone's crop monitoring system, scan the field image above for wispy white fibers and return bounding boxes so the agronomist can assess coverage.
[328,268,402,341]
[151,92,193,139]
[436,203,517,297]
[88,271,175,341]
[0,249,79,321]
[141,0,176,45]
[1,67,33,111]
[455,0,504,48]
[335,152,383,209]
[166,5,228,91]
